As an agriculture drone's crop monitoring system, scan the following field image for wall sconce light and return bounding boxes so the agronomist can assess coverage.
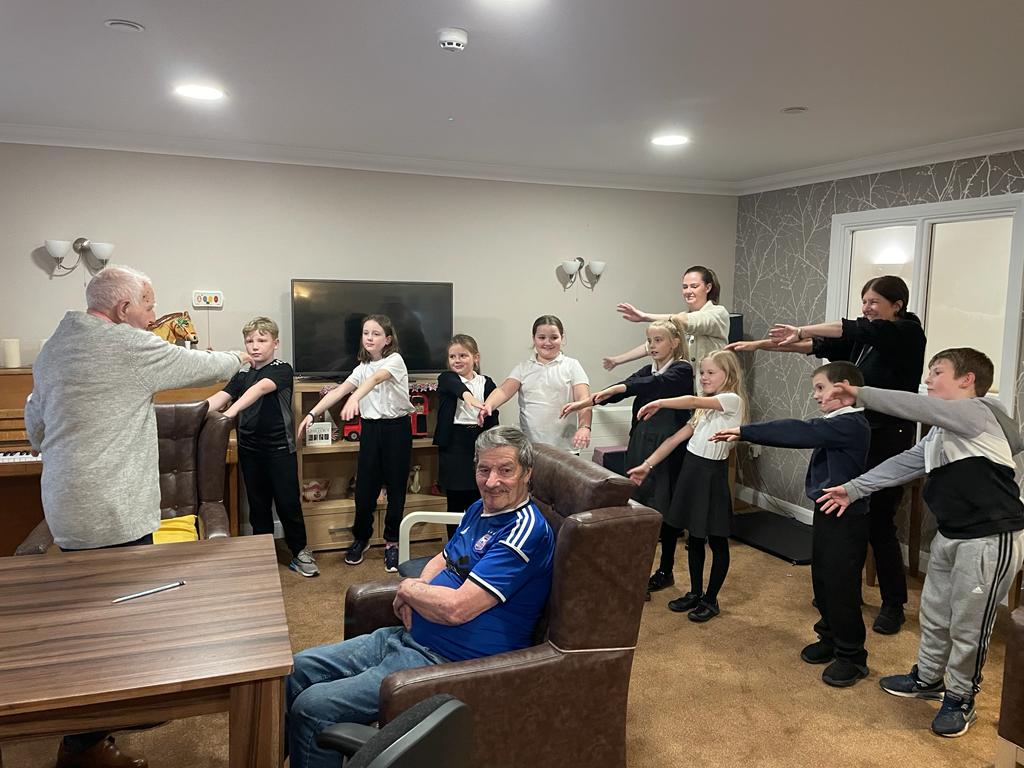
[559,256,607,290]
[45,238,116,275]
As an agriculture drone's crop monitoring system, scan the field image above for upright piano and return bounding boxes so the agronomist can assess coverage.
[0,368,238,556]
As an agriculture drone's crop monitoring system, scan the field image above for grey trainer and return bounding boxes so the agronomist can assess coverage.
[289,548,320,577]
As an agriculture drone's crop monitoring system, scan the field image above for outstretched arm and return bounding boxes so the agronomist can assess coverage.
[296,380,356,440]
[726,337,813,354]
[206,391,233,413]
[626,424,694,485]
[479,378,520,425]
[602,343,647,370]
[637,394,723,421]
[223,379,277,419]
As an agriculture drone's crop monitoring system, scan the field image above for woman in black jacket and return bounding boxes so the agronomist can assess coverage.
[730,275,926,635]
[434,335,499,523]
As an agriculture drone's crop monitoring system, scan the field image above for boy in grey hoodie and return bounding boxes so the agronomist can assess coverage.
[819,347,1024,738]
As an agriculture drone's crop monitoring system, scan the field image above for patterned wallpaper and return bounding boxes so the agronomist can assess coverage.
[731,150,1024,541]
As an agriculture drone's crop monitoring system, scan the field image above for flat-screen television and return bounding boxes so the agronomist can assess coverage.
[291,279,453,378]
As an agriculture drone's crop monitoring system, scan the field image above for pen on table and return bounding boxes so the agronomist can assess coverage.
[112,580,187,604]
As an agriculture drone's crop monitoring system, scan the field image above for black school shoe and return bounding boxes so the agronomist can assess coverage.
[800,640,835,664]
[822,659,869,687]
[647,569,674,593]
[668,592,703,613]
[688,598,720,622]
[873,604,906,635]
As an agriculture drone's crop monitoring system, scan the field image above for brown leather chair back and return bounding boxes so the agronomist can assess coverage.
[155,402,232,520]
[528,444,654,651]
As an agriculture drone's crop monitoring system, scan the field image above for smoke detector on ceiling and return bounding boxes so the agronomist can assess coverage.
[438,28,468,52]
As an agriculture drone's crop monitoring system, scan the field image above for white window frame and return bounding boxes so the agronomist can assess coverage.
[826,194,1024,415]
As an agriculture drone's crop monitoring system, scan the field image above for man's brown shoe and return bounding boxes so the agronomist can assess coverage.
[56,737,148,768]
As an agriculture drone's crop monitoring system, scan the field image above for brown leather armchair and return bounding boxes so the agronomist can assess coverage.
[16,402,234,554]
[997,608,1024,766]
[343,443,661,768]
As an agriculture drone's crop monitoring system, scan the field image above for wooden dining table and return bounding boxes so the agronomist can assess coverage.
[0,535,293,767]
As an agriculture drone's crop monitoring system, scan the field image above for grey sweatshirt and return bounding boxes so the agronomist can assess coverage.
[24,311,243,549]
[842,387,1024,538]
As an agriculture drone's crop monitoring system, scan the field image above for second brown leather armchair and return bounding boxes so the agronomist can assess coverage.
[16,402,233,554]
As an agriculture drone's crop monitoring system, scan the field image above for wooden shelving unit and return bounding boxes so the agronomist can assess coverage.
[293,379,446,552]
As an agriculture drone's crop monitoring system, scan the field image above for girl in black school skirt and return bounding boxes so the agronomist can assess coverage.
[628,350,749,623]
[434,335,499,527]
[562,319,693,591]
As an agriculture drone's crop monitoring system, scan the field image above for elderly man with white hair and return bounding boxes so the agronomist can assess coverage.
[24,264,248,768]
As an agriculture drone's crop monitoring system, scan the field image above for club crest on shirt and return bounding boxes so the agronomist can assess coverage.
[473,531,495,553]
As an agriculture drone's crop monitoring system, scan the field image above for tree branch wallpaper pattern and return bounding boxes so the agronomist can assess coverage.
[732,150,1024,544]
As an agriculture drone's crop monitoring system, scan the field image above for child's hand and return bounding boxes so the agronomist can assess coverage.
[602,356,619,371]
[768,324,801,345]
[637,400,662,421]
[560,399,588,419]
[463,394,485,412]
[340,397,360,422]
[572,427,591,449]
[593,391,614,405]
[477,403,493,427]
[239,352,255,368]
[296,414,312,442]
[725,339,766,353]
[817,486,851,517]
[825,382,859,407]
[709,428,740,443]
[616,303,650,324]
[626,462,651,486]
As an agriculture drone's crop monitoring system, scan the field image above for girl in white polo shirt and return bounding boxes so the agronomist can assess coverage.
[480,315,592,452]
[297,314,413,573]
[628,350,748,623]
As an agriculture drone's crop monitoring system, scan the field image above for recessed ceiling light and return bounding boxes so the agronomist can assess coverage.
[104,19,145,32]
[174,84,226,101]
[651,134,690,147]
[780,106,809,114]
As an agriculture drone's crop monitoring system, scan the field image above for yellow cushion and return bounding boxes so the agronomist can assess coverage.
[154,514,200,544]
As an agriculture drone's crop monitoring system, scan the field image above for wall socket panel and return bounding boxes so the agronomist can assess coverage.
[192,290,224,309]
[748,443,762,458]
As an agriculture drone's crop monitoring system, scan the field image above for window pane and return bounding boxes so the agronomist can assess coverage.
[848,226,916,318]
[924,217,1013,394]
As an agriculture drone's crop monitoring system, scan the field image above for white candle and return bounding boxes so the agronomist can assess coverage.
[2,339,21,368]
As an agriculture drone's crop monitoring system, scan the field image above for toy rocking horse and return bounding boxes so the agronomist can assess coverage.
[149,311,199,347]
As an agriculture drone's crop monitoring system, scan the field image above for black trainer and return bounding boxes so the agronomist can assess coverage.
[822,659,868,687]
[878,665,945,700]
[383,544,399,573]
[668,592,703,613]
[800,640,835,664]
[873,604,905,635]
[647,569,674,592]
[344,539,368,565]
[931,692,976,737]
[688,598,720,622]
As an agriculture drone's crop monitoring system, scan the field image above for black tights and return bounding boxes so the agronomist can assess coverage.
[687,535,730,603]
[658,522,683,573]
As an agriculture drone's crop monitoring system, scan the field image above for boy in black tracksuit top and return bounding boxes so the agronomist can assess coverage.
[712,361,871,687]
[820,347,1024,738]
[207,316,318,577]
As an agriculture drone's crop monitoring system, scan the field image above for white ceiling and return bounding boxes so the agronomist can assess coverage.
[3,0,1023,194]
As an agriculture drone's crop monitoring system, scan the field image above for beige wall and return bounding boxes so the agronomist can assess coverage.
[0,143,738,418]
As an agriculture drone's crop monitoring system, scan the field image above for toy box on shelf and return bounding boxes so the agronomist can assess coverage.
[292,378,446,552]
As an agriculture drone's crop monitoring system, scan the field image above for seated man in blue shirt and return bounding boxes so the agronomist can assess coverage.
[286,425,556,768]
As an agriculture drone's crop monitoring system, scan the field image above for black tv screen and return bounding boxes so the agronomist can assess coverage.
[291,279,453,378]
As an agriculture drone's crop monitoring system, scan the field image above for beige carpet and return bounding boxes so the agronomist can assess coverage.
[3,539,1010,767]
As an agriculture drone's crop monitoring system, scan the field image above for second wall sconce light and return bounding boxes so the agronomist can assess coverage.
[45,238,116,275]
[559,256,607,290]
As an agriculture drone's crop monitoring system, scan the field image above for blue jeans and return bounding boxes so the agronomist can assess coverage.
[286,626,447,768]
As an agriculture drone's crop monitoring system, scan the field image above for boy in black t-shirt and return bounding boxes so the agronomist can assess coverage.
[207,317,318,576]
